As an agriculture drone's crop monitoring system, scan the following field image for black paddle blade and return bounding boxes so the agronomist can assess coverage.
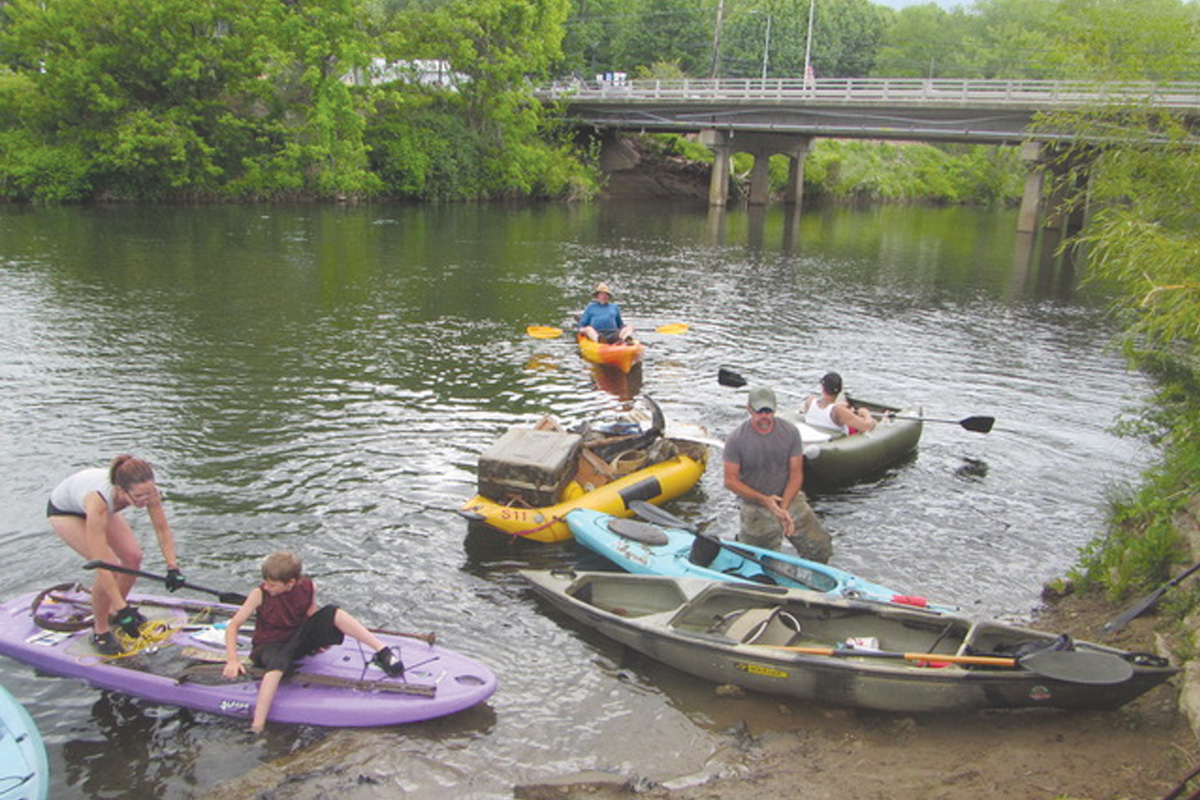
[718,367,747,388]
[217,591,249,605]
[1102,588,1167,635]
[962,416,995,433]
[1019,649,1135,685]
[1102,560,1200,636]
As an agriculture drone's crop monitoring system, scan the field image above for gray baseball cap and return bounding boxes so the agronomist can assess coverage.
[748,386,777,412]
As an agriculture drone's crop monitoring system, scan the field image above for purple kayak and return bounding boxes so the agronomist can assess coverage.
[0,583,497,728]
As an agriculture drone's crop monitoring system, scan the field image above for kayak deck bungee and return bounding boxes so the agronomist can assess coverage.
[576,334,645,374]
[0,584,496,728]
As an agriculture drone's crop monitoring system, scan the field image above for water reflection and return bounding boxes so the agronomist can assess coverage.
[589,363,643,401]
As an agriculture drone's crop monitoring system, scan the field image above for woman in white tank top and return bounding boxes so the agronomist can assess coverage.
[46,454,184,655]
[802,372,876,435]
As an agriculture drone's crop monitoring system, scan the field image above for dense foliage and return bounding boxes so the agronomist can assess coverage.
[803,140,1023,205]
[0,0,594,201]
[1008,6,1200,601]
[1064,113,1200,600]
[1,0,1198,215]
[558,0,1200,82]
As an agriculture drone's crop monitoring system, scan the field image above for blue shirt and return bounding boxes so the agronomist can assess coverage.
[579,300,624,333]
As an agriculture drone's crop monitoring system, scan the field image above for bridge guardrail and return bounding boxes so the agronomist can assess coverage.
[535,78,1200,109]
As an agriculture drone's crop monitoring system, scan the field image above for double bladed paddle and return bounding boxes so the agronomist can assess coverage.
[526,323,689,339]
[717,367,995,434]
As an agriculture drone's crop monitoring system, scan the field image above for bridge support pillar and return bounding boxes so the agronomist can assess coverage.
[1017,142,1045,234]
[700,130,733,207]
[701,130,813,207]
[747,135,812,206]
[1019,142,1094,236]
[783,140,811,206]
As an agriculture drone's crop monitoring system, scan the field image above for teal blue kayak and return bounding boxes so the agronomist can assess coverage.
[566,507,942,610]
[0,684,48,800]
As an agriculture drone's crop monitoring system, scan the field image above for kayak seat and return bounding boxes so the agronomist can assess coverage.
[719,606,802,646]
[689,534,722,567]
[606,518,670,546]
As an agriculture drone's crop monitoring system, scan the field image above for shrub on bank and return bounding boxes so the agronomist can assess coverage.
[637,134,1024,206]
[804,140,1023,205]
[1072,379,1200,606]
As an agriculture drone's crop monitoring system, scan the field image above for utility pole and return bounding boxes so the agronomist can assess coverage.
[762,15,772,81]
[803,0,815,87]
[709,0,725,79]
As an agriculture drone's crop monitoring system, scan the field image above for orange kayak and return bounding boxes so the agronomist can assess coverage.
[576,334,645,374]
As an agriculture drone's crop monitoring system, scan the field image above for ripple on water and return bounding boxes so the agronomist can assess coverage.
[0,203,1154,798]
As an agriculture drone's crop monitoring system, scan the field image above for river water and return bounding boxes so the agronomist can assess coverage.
[0,201,1151,798]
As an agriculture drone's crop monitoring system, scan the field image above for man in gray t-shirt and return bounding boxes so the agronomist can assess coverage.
[723,386,832,562]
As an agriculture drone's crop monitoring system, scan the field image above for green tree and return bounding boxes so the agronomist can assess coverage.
[872,5,978,78]
[369,0,593,198]
[1043,0,1200,81]
[610,0,711,76]
[1,0,270,199]
[0,0,383,200]
[560,0,626,77]
[713,0,886,79]
[812,0,888,77]
[873,0,1200,81]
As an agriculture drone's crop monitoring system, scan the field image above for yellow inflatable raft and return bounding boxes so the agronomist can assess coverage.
[459,416,707,544]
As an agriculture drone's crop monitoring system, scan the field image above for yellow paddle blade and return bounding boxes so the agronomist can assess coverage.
[656,323,689,335]
[526,325,563,339]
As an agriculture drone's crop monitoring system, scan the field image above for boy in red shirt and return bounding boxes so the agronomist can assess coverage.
[222,550,404,733]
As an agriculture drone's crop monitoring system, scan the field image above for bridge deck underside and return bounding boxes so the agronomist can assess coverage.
[568,103,1043,145]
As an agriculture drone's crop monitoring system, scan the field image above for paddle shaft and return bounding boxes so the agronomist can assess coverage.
[529,323,686,338]
[84,560,247,604]
[762,644,1015,667]
[1103,559,1200,634]
[71,567,437,644]
[867,411,995,433]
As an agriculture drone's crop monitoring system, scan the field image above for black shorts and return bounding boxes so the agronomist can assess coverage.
[252,604,344,672]
[46,501,85,519]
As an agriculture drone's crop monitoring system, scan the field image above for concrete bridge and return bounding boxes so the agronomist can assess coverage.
[536,77,1200,231]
